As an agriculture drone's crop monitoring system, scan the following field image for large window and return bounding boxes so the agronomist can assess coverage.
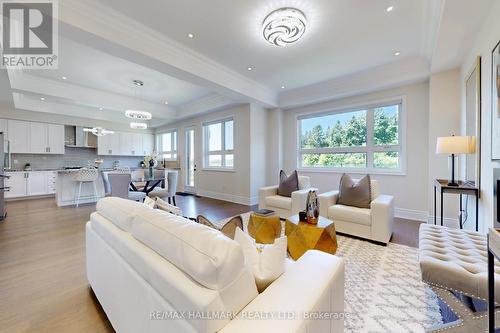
[298,102,403,173]
[203,118,234,169]
[156,130,177,160]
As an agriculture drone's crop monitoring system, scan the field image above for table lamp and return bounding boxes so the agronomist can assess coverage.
[436,135,476,186]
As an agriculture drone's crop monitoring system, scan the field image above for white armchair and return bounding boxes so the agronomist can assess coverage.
[258,176,317,218]
[318,179,394,244]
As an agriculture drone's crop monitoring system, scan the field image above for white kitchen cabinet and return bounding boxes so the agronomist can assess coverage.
[119,132,133,156]
[142,134,154,155]
[130,133,143,156]
[5,172,27,198]
[47,124,65,154]
[97,131,154,156]
[27,172,48,196]
[5,171,56,198]
[47,171,57,194]
[8,120,30,153]
[7,120,64,154]
[30,122,49,154]
[98,133,121,155]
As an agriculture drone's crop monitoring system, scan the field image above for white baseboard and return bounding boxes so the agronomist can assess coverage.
[395,208,459,226]
[196,190,253,206]
[395,208,428,222]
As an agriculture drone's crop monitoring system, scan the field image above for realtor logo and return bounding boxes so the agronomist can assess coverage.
[1,0,58,69]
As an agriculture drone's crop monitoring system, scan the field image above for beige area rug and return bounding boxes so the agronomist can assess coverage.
[218,212,442,333]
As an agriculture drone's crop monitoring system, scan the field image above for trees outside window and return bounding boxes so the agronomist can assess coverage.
[298,103,402,172]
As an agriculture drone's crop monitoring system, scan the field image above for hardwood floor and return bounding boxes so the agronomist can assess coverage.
[0,195,423,332]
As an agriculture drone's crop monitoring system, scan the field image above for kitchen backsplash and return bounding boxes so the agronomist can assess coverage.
[11,147,144,170]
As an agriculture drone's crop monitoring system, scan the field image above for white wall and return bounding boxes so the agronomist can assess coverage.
[156,103,268,205]
[428,69,462,227]
[281,81,431,221]
[249,104,268,202]
[460,0,500,233]
[266,108,284,185]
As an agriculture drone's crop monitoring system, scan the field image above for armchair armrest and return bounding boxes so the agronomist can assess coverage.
[318,191,339,218]
[258,185,278,210]
[220,250,345,333]
[370,194,394,244]
[291,188,318,215]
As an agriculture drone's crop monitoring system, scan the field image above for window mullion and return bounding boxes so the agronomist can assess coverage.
[366,108,374,168]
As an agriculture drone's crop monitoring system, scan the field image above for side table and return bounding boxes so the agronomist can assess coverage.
[285,214,337,261]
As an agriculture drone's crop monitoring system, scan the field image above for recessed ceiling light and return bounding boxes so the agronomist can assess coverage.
[164,101,169,105]
[61,76,67,80]
[99,107,103,111]
[386,6,394,12]
[132,79,144,86]
[394,51,401,56]
[247,67,253,71]
[263,7,307,47]
[40,97,45,101]
[281,85,286,89]
[187,33,194,39]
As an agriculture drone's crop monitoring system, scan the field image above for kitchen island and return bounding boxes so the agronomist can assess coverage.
[56,169,106,207]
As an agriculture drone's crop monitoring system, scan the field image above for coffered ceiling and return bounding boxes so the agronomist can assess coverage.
[0,0,495,127]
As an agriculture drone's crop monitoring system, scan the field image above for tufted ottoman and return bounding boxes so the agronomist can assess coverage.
[419,224,500,332]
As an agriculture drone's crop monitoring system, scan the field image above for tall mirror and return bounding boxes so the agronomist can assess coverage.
[465,56,481,194]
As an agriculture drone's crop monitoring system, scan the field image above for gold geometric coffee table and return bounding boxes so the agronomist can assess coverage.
[285,215,338,260]
[248,212,282,244]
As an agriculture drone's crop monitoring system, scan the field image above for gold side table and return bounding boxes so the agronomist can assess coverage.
[285,215,337,261]
[248,213,282,244]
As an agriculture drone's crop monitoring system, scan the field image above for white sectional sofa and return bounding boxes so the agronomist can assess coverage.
[86,197,345,333]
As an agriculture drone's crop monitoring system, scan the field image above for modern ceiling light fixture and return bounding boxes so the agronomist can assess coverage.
[262,7,307,47]
[247,67,253,71]
[386,5,394,12]
[187,33,194,39]
[130,122,148,129]
[125,110,152,120]
[394,51,401,56]
[61,76,67,80]
[83,127,115,136]
[125,79,153,120]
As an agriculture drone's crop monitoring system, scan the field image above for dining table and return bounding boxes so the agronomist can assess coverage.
[129,175,165,195]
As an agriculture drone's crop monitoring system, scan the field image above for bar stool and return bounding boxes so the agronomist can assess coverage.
[74,168,99,207]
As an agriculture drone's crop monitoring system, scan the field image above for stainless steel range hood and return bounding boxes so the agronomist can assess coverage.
[64,126,97,148]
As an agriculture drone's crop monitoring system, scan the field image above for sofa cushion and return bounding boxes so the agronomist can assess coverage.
[131,209,246,290]
[328,204,371,226]
[278,170,299,197]
[298,175,310,190]
[265,195,292,210]
[234,228,287,293]
[338,174,372,208]
[96,197,152,232]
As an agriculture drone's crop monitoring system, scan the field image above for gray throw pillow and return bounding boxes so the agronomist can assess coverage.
[277,170,299,197]
[196,215,243,239]
[337,174,372,209]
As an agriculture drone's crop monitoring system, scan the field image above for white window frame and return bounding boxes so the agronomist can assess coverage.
[156,129,177,161]
[297,98,406,175]
[203,118,234,170]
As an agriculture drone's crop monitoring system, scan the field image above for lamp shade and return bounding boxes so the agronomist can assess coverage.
[436,136,476,154]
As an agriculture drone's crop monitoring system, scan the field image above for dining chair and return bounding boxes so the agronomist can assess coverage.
[147,170,178,205]
[108,173,146,202]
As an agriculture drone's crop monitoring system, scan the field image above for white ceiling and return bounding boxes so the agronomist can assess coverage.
[2,0,496,127]
[100,0,431,90]
[25,37,211,106]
